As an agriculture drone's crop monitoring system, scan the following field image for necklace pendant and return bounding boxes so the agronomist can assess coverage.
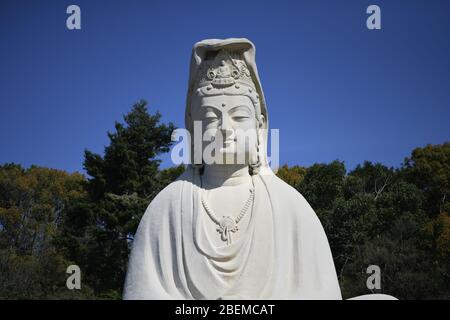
[217,216,238,245]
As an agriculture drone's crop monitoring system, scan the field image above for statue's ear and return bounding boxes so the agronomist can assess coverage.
[257,114,265,147]
[258,114,266,128]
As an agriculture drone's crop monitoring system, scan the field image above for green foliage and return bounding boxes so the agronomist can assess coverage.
[298,160,346,210]
[278,143,449,299]
[0,101,185,299]
[84,100,176,199]
[0,101,447,299]
[56,100,181,298]
[402,143,450,216]
[275,164,306,188]
[0,164,95,299]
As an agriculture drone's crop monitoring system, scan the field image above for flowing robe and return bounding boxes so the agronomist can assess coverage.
[123,166,342,300]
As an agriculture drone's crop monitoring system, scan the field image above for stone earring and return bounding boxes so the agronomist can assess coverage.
[191,138,204,175]
[249,143,261,175]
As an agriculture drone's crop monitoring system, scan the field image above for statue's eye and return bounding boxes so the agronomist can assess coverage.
[233,117,249,122]
[204,112,218,122]
[206,117,218,122]
[231,112,251,122]
[230,106,252,122]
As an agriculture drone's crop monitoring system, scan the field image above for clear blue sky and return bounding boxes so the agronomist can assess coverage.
[1,0,449,173]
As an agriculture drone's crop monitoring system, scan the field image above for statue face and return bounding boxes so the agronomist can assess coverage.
[191,94,259,165]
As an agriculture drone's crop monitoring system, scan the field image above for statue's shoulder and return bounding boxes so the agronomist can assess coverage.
[259,173,318,218]
[138,171,192,229]
[151,170,191,203]
[259,173,307,203]
[144,166,195,211]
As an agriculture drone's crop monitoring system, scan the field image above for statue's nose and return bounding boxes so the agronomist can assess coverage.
[219,115,234,135]
[220,128,234,143]
[219,126,234,144]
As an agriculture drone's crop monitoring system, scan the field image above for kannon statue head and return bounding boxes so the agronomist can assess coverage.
[185,39,271,175]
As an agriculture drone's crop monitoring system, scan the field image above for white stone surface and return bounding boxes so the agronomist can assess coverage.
[123,38,396,300]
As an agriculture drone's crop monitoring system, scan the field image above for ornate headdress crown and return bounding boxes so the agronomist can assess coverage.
[195,50,256,90]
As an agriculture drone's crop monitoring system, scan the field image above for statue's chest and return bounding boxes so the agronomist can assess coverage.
[200,184,254,247]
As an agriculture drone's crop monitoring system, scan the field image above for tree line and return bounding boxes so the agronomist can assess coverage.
[0,101,448,299]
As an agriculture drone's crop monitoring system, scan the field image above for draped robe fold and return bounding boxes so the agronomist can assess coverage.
[123,166,342,300]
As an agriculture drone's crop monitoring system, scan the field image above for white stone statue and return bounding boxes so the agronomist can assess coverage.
[123,38,396,300]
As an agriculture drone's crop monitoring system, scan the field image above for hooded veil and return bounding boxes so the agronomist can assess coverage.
[123,38,342,300]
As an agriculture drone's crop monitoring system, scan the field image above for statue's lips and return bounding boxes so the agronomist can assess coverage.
[223,139,235,145]
[211,137,236,146]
